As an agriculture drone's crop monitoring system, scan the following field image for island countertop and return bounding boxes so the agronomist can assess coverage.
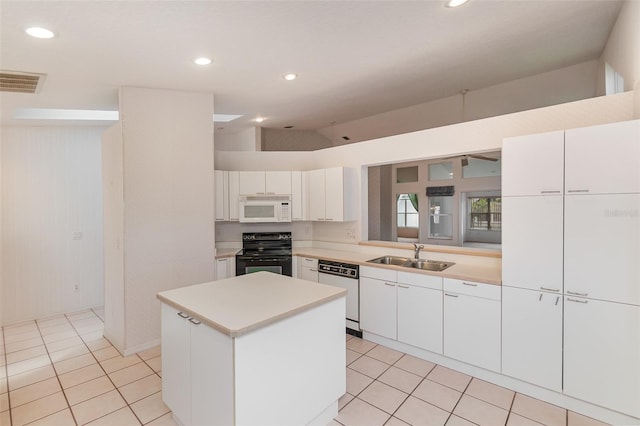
[156,271,347,338]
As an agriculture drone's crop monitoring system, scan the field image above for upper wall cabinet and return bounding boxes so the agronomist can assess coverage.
[215,170,229,221]
[502,130,564,197]
[291,171,308,221]
[309,167,357,222]
[239,171,292,195]
[565,120,640,195]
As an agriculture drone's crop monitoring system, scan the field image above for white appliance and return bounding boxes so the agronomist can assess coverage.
[317,259,361,336]
[238,195,292,223]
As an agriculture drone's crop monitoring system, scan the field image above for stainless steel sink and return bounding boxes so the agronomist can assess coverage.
[367,255,412,266]
[367,256,455,272]
[405,259,455,272]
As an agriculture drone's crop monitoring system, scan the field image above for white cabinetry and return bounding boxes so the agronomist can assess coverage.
[309,167,357,222]
[502,286,562,391]
[443,278,501,372]
[291,171,308,221]
[228,171,239,221]
[215,257,235,280]
[502,130,564,196]
[360,266,397,340]
[502,196,563,293]
[297,257,318,282]
[564,120,640,195]
[397,271,443,354]
[161,304,234,426]
[564,297,640,418]
[239,171,292,195]
[214,170,229,221]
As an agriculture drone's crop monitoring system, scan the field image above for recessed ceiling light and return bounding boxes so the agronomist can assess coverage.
[283,73,297,81]
[445,0,469,7]
[194,57,212,65]
[255,117,266,123]
[25,27,55,39]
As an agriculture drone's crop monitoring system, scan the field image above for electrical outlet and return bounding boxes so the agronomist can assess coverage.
[72,231,83,240]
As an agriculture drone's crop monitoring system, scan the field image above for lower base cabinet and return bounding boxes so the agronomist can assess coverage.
[215,257,235,280]
[502,286,562,391]
[444,279,501,372]
[564,296,640,418]
[360,275,397,340]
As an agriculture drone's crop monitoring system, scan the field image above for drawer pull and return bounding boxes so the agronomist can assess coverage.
[567,189,589,193]
[567,297,588,304]
[398,285,410,289]
[188,318,201,325]
[384,283,395,287]
[177,312,189,319]
[540,190,561,194]
[445,293,459,298]
[310,269,317,272]
[567,290,588,297]
[540,287,559,292]
[462,282,477,287]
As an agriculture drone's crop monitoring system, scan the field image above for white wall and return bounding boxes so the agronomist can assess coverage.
[215,127,260,151]
[314,60,600,146]
[601,0,640,93]
[217,91,636,244]
[1,126,105,324]
[103,87,215,354]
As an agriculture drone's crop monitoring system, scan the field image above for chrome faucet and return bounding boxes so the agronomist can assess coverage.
[413,243,425,260]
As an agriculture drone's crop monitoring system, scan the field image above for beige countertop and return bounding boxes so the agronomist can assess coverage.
[156,272,347,337]
[215,246,501,285]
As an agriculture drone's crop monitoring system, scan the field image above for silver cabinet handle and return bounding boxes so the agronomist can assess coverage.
[218,258,227,262]
[567,189,589,193]
[177,312,189,319]
[555,296,560,306]
[540,190,561,194]
[462,282,477,287]
[398,285,410,289]
[567,297,588,304]
[567,290,588,296]
[310,269,318,272]
[538,294,543,301]
[188,318,201,325]
[445,293,459,298]
[384,282,395,287]
[540,287,560,293]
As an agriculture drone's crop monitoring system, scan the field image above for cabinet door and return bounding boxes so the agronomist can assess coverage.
[265,171,292,195]
[161,304,191,425]
[215,257,230,280]
[502,287,562,391]
[444,293,501,372]
[502,131,564,196]
[325,167,344,221]
[228,171,240,221]
[502,196,563,293]
[565,120,640,195]
[308,169,326,221]
[360,277,396,339]
[565,194,640,305]
[291,171,303,221]
[239,171,266,195]
[214,170,229,221]
[397,285,442,353]
[299,267,318,282]
[564,297,640,418]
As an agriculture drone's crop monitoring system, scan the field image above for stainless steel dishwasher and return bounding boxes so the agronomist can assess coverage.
[318,259,361,337]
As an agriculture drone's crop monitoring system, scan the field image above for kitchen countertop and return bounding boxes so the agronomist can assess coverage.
[215,247,502,285]
[156,271,347,337]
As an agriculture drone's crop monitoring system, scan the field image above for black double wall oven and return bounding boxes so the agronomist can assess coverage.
[235,232,293,276]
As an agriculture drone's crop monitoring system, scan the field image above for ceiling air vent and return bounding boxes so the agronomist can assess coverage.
[0,71,46,94]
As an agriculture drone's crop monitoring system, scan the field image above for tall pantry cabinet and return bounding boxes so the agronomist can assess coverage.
[501,120,640,418]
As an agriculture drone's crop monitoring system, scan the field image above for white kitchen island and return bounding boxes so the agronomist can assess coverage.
[156,271,347,426]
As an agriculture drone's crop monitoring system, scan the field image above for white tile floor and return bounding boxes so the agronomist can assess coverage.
[0,309,610,426]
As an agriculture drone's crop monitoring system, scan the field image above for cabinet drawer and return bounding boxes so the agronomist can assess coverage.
[360,265,397,282]
[444,278,500,301]
[397,271,442,291]
[299,257,318,268]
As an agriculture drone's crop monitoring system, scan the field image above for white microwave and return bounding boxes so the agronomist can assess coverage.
[238,195,292,223]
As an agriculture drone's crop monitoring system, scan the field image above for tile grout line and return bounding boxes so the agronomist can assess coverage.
[65,310,148,426]
[1,325,14,426]
[35,316,80,426]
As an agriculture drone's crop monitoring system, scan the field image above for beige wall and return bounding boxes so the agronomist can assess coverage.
[601,0,640,92]
[1,126,105,324]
